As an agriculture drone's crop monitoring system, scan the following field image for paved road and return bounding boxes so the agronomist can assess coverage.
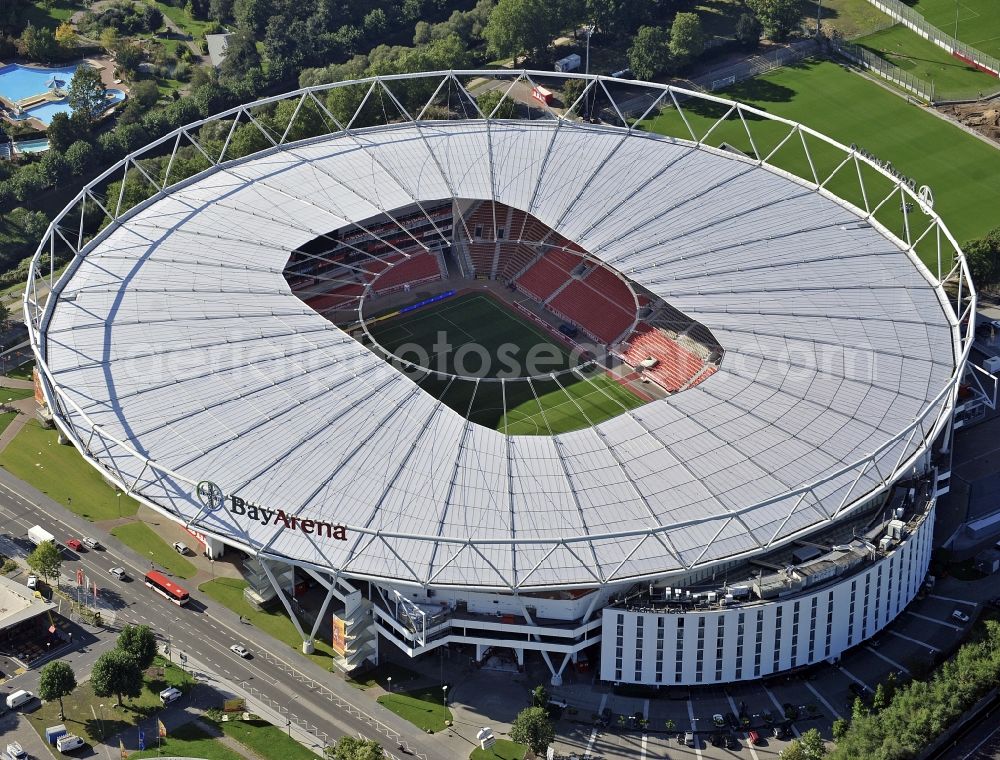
[0,470,451,760]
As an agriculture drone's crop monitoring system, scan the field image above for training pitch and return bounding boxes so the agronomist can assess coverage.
[913,0,1000,59]
[642,59,1000,250]
[366,293,646,435]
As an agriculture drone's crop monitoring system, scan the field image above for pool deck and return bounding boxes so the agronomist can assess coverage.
[0,56,127,131]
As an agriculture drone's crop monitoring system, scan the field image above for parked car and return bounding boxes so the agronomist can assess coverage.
[109,566,128,581]
[172,541,189,555]
[159,687,182,705]
[5,742,26,760]
[725,731,741,750]
[611,67,634,79]
[951,609,970,623]
[55,735,84,754]
[773,723,793,740]
[25,573,37,589]
[65,538,82,551]
[683,731,695,747]
[82,537,102,550]
[229,643,251,658]
[725,711,739,729]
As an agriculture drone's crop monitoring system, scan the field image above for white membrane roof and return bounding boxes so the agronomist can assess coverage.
[41,120,958,590]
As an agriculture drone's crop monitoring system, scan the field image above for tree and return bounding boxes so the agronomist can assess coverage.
[39,661,77,720]
[18,23,59,61]
[99,27,120,55]
[27,540,62,585]
[669,13,704,69]
[65,140,96,176]
[220,28,261,80]
[67,64,106,126]
[45,112,79,153]
[233,0,269,37]
[531,684,549,707]
[797,728,828,760]
[325,737,383,760]
[746,0,801,40]
[510,706,555,756]
[91,650,142,707]
[831,718,849,741]
[117,624,158,670]
[141,4,163,32]
[964,227,1000,288]
[560,77,586,111]
[115,43,143,77]
[55,22,77,47]
[628,25,671,80]
[735,12,762,49]
[483,0,554,64]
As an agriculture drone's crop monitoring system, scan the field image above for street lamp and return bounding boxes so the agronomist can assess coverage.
[583,24,595,119]
[116,491,121,518]
[387,676,392,693]
[442,684,448,713]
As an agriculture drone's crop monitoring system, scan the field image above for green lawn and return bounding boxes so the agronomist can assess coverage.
[470,739,528,760]
[0,385,34,401]
[131,721,243,760]
[856,23,999,99]
[0,411,17,437]
[111,521,197,578]
[0,420,141,521]
[6,359,34,381]
[641,58,1000,255]
[376,687,453,733]
[347,661,421,690]
[818,0,893,40]
[218,719,322,760]
[368,293,646,434]
[25,656,194,748]
[198,577,336,669]
[150,0,213,39]
[913,0,1000,59]
[22,0,77,30]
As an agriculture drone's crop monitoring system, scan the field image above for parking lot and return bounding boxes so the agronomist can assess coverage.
[439,572,993,760]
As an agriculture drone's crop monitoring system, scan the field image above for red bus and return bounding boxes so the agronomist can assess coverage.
[144,571,189,606]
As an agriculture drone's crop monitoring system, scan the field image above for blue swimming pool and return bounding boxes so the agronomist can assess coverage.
[8,87,126,127]
[0,63,79,103]
[14,138,51,154]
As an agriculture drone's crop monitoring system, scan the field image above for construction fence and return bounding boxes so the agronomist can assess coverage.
[830,38,936,102]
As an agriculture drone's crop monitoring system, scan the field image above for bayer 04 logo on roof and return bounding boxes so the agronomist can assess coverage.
[196,480,225,512]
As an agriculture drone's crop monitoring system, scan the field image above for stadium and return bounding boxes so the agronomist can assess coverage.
[26,71,976,686]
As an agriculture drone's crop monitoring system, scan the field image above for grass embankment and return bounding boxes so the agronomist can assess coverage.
[470,739,529,760]
[218,719,323,760]
[198,577,336,669]
[376,687,453,733]
[111,522,198,579]
[0,421,141,521]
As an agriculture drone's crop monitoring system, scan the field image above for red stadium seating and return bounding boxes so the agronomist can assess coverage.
[372,253,442,294]
[304,282,365,311]
[621,324,713,393]
[468,243,496,276]
[515,248,583,301]
[550,280,634,344]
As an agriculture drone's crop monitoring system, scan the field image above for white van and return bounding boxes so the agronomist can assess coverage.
[159,687,182,704]
[56,735,84,753]
[5,690,33,710]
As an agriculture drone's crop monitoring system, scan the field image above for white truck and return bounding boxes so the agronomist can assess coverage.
[28,525,55,546]
[555,53,581,73]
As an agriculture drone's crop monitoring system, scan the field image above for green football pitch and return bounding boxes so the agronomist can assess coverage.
[856,23,998,99]
[913,0,1000,59]
[366,293,646,434]
[641,59,1000,260]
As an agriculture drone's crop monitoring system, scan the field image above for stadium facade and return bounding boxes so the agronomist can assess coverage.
[26,71,980,686]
